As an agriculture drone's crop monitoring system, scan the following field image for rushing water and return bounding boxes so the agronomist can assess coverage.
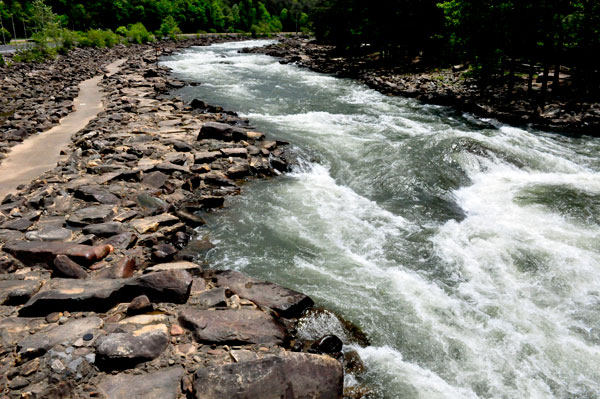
[162,40,600,398]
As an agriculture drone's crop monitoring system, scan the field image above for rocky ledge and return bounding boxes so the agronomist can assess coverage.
[0,42,367,398]
[244,37,600,136]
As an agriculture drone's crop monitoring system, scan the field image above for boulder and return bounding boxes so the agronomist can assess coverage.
[193,352,343,399]
[178,308,286,345]
[206,270,313,318]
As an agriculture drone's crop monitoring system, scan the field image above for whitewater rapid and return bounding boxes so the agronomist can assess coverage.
[162,40,600,398]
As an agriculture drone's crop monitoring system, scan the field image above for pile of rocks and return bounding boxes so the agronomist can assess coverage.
[0,42,366,398]
[245,37,600,135]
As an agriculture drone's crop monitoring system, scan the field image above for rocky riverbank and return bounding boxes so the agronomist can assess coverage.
[243,37,600,136]
[0,40,365,398]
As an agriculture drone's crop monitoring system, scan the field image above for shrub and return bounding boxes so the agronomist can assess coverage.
[127,22,153,44]
[0,54,4,67]
[116,26,128,36]
[79,29,120,48]
[12,46,56,63]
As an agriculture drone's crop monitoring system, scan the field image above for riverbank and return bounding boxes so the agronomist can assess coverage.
[0,40,358,398]
[243,37,600,136]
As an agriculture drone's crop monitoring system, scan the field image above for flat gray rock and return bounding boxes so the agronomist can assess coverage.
[17,316,102,359]
[206,270,314,318]
[68,205,116,226]
[178,308,286,345]
[193,352,343,399]
[0,279,43,305]
[99,366,184,399]
[19,270,193,316]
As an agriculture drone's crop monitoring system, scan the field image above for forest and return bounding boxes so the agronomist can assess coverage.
[0,0,313,38]
[1,0,600,98]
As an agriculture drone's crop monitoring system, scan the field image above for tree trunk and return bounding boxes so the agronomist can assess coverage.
[540,62,550,107]
[507,57,516,96]
[11,15,17,40]
[527,62,535,93]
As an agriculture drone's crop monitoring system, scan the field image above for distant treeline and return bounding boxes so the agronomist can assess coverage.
[0,0,313,38]
[312,0,600,99]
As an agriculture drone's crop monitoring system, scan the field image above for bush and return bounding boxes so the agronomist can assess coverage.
[12,47,56,63]
[127,22,153,44]
[78,29,120,48]
[116,26,128,36]
[0,54,4,67]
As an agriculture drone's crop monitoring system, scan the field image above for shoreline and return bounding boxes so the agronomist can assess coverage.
[244,37,600,137]
[0,39,363,398]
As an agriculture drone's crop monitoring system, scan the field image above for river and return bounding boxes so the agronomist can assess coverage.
[162,40,600,399]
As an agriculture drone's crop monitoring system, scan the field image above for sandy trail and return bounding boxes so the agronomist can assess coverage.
[0,58,126,201]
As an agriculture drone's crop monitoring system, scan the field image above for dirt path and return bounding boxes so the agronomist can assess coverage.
[0,58,126,200]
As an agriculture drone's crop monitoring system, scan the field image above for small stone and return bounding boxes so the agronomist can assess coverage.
[127,295,152,316]
[58,316,68,324]
[51,359,65,373]
[170,324,184,336]
[46,312,62,323]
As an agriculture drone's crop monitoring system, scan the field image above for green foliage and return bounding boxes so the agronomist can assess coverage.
[116,26,128,36]
[78,29,120,48]
[12,45,55,62]
[0,54,4,66]
[0,26,11,42]
[126,22,153,44]
[159,15,181,39]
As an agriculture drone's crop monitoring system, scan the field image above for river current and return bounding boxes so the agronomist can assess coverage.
[162,40,600,399]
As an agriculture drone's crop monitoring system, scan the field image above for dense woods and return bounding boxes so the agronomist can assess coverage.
[0,0,313,39]
[312,0,600,100]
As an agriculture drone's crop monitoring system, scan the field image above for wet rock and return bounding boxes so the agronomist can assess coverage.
[53,254,88,279]
[127,295,152,315]
[310,335,343,355]
[207,270,314,318]
[83,221,124,237]
[178,308,286,345]
[193,352,343,399]
[96,324,168,369]
[98,366,184,399]
[3,241,113,267]
[17,316,102,359]
[19,270,192,316]
[0,280,43,305]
